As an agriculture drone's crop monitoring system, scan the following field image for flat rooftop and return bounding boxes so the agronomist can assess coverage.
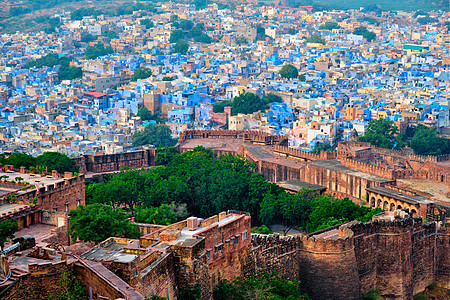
[173,215,237,246]
[82,241,138,263]
[366,186,429,205]
[276,179,326,192]
[397,179,450,205]
[310,159,389,182]
[0,182,21,196]
[0,203,29,215]
[2,171,66,187]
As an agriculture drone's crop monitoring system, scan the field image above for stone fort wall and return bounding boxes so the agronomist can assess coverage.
[246,220,450,300]
[72,131,449,188]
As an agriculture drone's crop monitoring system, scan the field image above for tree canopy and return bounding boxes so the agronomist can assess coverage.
[37,152,79,174]
[137,106,159,121]
[358,119,404,150]
[132,124,177,147]
[213,272,309,300]
[86,146,382,233]
[0,219,18,250]
[68,203,140,243]
[85,42,113,60]
[305,35,326,44]
[352,27,376,42]
[279,64,299,79]
[212,92,281,116]
[410,125,450,156]
[171,40,189,55]
[131,67,152,81]
[24,53,81,81]
[140,19,154,29]
[0,152,78,174]
[319,22,340,30]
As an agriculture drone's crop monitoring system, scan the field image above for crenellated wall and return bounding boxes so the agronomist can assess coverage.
[178,130,287,145]
[246,220,450,300]
[74,149,157,174]
[273,145,337,161]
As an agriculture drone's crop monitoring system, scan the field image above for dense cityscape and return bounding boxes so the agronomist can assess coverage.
[0,1,448,300]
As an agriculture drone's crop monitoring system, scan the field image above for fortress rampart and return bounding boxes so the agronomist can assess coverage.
[247,219,450,299]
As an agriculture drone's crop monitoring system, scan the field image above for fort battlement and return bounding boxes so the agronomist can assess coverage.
[341,157,396,179]
[339,141,450,163]
[247,218,449,299]
[178,130,286,145]
[272,145,336,161]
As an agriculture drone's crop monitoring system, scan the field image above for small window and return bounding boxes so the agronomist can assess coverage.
[206,250,210,259]
[234,236,239,245]
[242,231,248,241]
[134,270,138,277]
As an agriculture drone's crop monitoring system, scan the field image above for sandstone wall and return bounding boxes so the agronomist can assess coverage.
[246,220,450,300]
[1,261,75,300]
[138,252,178,299]
[247,230,360,300]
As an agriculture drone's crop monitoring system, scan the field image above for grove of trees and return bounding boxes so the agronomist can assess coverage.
[0,152,79,174]
[85,42,114,60]
[213,272,309,300]
[212,92,282,115]
[131,67,152,81]
[359,119,450,156]
[24,53,82,81]
[352,27,376,42]
[0,219,18,250]
[132,124,177,147]
[279,64,299,79]
[81,146,382,242]
[68,203,140,242]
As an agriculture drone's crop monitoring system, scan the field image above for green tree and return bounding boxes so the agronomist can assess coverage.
[235,36,247,45]
[80,32,97,43]
[137,106,159,121]
[358,119,401,150]
[353,27,376,42]
[140,19,154,29]
[136,204,177,225]
[194,33,211,43]
[260,189,315,235]
[298,74,306,82]
[319,22,340,30]
[131,67,152,81]
[311,141,334,154]
[251,225,271,234]
[279,64,299,79]
[68,204,140,243]
[417,16,437,25]
[162,76,174,81]
[171,40,189,55]
[37,152,79,174]
[155,147,179,165]
[411,125,450,156]
[170,29,184,43]
[179,283,202,300]
[262,93,282,104]
[0,219,18,250]
[58,66,82,80]
[6,152,37,169]
[212,100,233,113]
[213,272,309,300]
[85,42,113,60]
[305,35,326,44]
[53,271,88,300]
[132,124,177,147]
[179,19,194,31]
